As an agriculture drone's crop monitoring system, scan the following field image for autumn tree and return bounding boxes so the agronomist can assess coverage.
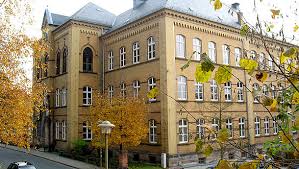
[90,94,148,169]
[0,0,47,148]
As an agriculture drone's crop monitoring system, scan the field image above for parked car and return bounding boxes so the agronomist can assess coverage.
[7,161,36,169]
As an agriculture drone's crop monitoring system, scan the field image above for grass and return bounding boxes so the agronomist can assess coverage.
[128,162,162,169]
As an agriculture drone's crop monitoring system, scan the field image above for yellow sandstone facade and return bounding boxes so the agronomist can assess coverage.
[34,0,296,167]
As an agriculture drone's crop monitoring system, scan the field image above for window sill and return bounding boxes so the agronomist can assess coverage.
[237,101,244,103]
[178,142,190,145]
[195,99,204,102]
[54,72,68,77]
[55,106,67,109]
[178,99,188,102]
[81,105,92,107]
[80,71,97,74]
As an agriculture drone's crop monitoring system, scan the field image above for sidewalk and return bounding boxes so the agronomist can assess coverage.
[0,144,99,169]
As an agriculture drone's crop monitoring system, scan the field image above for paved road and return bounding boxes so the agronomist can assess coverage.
[0,147,75,169]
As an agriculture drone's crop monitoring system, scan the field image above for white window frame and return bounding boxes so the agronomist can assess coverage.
[148,77,156,102]
[208,42,216,63]
[253,83,260,103]
[226,118,233,138]
[179,119,188,143]
[262,85,269,97]
[61,121,66,140]
[250,50,257,60]
[278,83,284,103]
[259,53,265,69]
[271,85,276,99]
[255,116,261,136]
[149,119,157,144]
[55,89,60,107]
[195,82,203,101]
[235,48,241,66]
[132,42,140,64]
[120,47,126,67]
[269,55,273,71]
[197,119,205,139]
[120,82,126,98]
[239,117,245,138]
[224,82,232,102]
[212,118,219,139]
[83,121,92,140]
[133,80,140,98]
[264,116,270,135]
[148,37,156,60]
[273,116,278,135]
[108,85,113,98]
[83,86,92,106]
[177,76,187,100]
[210,80,218,101]
[237,82,244,102]
[61,88,67,106]
[223,44,230,65]
[176,35,185,58]
[55,121,60,139]
[108,51,113,70]
[193,38,201,60]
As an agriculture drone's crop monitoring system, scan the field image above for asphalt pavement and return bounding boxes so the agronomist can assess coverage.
[0,147,75,169]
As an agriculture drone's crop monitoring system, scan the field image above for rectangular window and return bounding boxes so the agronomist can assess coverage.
[133,81,140,98]
[195,82,203,101]
[132,42,140,64]
[177,76,187,100]
[148,37,156,60]
[273,116,278,135]
[224,82,232,101]
[179,119,188,143]
[237,82,244,102]
[55,121,60,139]
[83,86,92,105]
[226,118,233,138]
[264,117,270,135]
[108,51,113,70]
[108,86,113,98]
[149,120,157,143]
[235,48,241,66]
[120,47,126,67]
[210,80,218,101]
[269,55,273,71]
[176,35,185,58]
[148,77,156,102]
[55,89,60,107]
[255,117,260,136]
[212,118,219,139]
[223,45,230,65]
[239,118,245,138]
[120,83,126,98]
[208,42,216,63]
[197,119,205,139]
[61,121,66,140]
[61,88,67,106]
[83,122,92,140]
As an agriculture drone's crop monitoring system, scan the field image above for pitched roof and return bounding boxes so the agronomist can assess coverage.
[69,2,116,26]
[51,13,69,26]
[111,0,240,31]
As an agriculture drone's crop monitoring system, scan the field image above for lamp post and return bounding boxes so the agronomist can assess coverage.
[98,121,115,169]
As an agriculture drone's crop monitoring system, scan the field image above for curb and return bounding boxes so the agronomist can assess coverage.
[0,144,97,169]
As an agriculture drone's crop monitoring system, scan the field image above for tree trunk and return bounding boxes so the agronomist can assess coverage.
[119,144,128,169]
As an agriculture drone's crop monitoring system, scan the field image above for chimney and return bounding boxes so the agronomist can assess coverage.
[231,3,243,25]
[133,0,146,9]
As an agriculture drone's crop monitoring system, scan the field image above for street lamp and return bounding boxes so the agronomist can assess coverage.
[98,121,115,169]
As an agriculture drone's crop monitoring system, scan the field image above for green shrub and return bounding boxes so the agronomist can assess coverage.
[72,139,91,155]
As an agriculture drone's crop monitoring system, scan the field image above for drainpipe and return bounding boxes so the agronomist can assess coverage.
[101,28,105,94]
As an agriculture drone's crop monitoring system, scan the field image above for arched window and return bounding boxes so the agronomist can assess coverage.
[177,76,187,100]
[239,117,245,138]
[255,116,260,136]
[56,51,61,75]
[148,77,156,102]
[83,121,92,140]
[208,42,216,63]
[224,81,232,101]
[83,47,93,72]
[108,51,114,70]
[120,82,126,98]
[148,37,156,60]
[259,53,265,69]
[120,47,126,67]
[178,119,188,143]
[83,86,92,105]
[132,42,140,64]
[176,35,185,58]
[149,119,157,143]
[226,118,233,138]
[262,84,269,97]
[237,82,244,102]
[61,88,67,106]
[264,116,270,135]
[271,84,276,99]
[253,83,260,103]
[223,44,230,64]
[62,48,67,73]
[193,38,202,60]
[133,80,140,98]
[250,50,257,60]
[210,80,218,101]
[235,48,241,66]
[197,119,205,139]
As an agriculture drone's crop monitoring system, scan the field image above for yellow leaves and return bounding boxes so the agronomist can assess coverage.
[203,144,213,157]
[214,66,232,84]
[270,9,280,19]
[280,47,298,64]
[239,160,259,169]
[215,160,233,169]
[147,87,159,100]
[240,58,258,75]
[195,64,212,83]
[213,0,223,10]
[279,131,292,144]
[294,24,299,32]
[195,138,204,152]
[255,72,268,83]
[270,99,278,112]
[216,128,229,143]
[240,24,250,36]
[292,91,299,104]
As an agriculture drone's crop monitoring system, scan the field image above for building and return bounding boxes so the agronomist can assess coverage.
[34,0,296,167]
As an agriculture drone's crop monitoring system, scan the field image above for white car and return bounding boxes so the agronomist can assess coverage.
[7,161,36,169]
